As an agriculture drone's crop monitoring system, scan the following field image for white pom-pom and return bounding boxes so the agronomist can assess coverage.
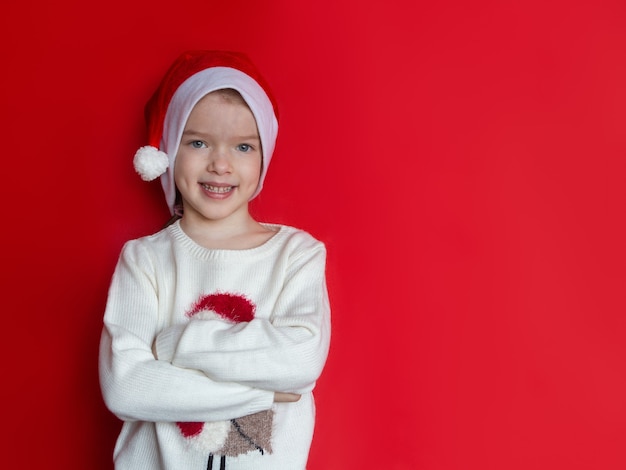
[133,146,169,181]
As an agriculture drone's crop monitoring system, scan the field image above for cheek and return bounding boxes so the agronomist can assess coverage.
[238,154,262,181]
[249,157,263,183]
[173,153,190,187]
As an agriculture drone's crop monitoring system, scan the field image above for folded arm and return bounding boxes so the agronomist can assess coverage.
[154,243,331,394]
[98,241,274,423]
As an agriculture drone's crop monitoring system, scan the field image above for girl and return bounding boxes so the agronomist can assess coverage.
[99,50,331,470]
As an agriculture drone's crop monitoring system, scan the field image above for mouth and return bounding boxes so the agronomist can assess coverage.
[201,183,234,194]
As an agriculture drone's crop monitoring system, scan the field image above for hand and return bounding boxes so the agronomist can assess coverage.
[274,392,301,403]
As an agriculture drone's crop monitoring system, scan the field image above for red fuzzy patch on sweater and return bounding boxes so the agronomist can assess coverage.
[187,292,255,323]
[177,421,204,437]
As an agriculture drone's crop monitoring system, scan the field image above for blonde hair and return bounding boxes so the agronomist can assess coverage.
[211,88,248,106]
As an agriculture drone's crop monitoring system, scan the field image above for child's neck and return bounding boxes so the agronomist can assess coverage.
[178,213,277,250]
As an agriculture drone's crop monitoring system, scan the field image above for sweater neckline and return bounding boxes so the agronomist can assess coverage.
[168,219,287,259]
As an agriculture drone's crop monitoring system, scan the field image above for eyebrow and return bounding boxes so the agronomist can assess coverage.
[237,135,261,141]
[181,129,207,137]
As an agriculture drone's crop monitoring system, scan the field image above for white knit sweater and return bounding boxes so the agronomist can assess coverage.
[99,220,331,469]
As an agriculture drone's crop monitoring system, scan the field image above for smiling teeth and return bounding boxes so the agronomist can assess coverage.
[202,184,232,193]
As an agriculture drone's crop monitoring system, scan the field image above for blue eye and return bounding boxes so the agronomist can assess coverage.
[237,144,251,152]
[191,140,206,149]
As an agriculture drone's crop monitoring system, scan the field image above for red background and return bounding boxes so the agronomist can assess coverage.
[2,1,625,468]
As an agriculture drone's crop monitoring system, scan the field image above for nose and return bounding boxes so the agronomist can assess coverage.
[207,147,231,174]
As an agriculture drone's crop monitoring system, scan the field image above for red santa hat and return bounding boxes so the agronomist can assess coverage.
[133,50,279,215]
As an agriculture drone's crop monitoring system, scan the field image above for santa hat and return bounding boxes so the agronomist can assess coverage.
[133,50,279,215]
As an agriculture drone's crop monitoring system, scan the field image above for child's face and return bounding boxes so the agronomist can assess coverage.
[174,92,262,227]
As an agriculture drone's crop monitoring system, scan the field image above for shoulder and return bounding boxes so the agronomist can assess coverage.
[270,224,325,252]
[118,226,175,262]
[265,224,327,269]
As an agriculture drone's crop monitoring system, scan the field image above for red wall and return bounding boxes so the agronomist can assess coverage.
[2,1,625,468]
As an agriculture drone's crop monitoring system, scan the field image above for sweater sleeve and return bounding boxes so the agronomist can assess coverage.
[154,241,331,394]
[98,240,274,423]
